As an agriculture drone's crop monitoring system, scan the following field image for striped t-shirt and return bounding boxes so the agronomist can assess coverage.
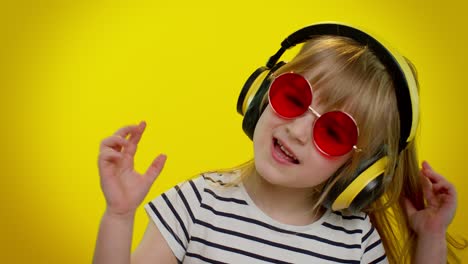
[144,172,387,263]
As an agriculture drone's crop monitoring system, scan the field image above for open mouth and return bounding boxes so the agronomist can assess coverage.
[273,138,300,164]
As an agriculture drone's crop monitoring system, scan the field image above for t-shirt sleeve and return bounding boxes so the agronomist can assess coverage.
[143,177,203,262]
[361,218,388,264]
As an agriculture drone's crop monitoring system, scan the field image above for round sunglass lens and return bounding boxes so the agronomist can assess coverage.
[269,73,312,118]
[313,111,358,156]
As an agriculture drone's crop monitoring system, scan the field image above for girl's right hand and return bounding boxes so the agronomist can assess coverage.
[403,161,457,237]
[98,121,167,217]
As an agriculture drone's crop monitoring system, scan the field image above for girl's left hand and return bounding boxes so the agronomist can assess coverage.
[403,161,457,237]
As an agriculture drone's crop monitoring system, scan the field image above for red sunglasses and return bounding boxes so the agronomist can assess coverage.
[268,72,362,157]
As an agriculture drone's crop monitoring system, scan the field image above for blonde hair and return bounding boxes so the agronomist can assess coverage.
[209,35,466,262]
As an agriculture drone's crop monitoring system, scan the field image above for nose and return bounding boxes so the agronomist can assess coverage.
[285,112,315,145]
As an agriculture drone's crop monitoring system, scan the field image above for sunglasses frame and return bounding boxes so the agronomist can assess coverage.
[268,72,362,157]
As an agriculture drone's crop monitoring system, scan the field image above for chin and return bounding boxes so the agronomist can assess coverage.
[254,160,301,188]
[255,158,280,182]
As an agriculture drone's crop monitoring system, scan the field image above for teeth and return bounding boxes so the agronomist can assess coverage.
[280,145,294,158]
[277,141,298,161]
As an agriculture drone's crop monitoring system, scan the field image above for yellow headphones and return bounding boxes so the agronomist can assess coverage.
[237,22,419,212]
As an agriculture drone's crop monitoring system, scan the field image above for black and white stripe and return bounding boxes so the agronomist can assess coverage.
[144,173,387,263]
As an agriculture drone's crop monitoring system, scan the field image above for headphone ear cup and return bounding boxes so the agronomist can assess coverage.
[323,145,388,212]
[240,62,286,140]
[242,70,272,140]
[237,66,269,116]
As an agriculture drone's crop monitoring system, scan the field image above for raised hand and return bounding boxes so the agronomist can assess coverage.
[404,161,457,237]
[98,121,167,216]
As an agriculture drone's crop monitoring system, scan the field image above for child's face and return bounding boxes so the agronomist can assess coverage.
[253,103,352,189]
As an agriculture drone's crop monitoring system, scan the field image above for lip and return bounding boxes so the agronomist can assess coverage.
[271,137,300,165]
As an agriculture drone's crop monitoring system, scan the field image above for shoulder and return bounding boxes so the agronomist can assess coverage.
[156,171,242,206]
[328,210,381,241]
[321,210,380,245]
[325,210,370,233]
[326,211,387,262]
[195,171,246,204]
[199,171,241,187]
[334,211,377,237]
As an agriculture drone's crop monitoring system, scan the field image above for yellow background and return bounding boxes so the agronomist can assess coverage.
[1,0,467,262]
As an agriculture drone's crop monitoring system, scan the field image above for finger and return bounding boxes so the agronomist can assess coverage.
[438,193,457,210]
[119,121,146,169]
[113,123,141,138]
[421,172,435,206]
[421,161,445,183]
[423,178,457,214]
[144,154,167,185]
[435,192,457,223]
[403,196,417,217]
[98,150,123,167]
[123,121,146,157]
[422,160,433,171]
[432,181,455,197]
[100,135,128,152]
[98,151,122,173]
[421,161,456,196]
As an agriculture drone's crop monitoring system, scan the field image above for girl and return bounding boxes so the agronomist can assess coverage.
[93,23,465,263]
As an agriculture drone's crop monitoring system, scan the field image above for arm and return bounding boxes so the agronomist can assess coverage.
[414,233,447,264]
[131,220,178,264]
[404,161,457,264]
[93,210,177,264]
[93,121,168,264]
[93,211,135,264]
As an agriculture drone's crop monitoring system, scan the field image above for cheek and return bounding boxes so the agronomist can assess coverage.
[302,153,351,183]
[252,111,269,157]
[253,107,279,140]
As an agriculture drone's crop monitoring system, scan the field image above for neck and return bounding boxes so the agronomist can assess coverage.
[242,170,325,226]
